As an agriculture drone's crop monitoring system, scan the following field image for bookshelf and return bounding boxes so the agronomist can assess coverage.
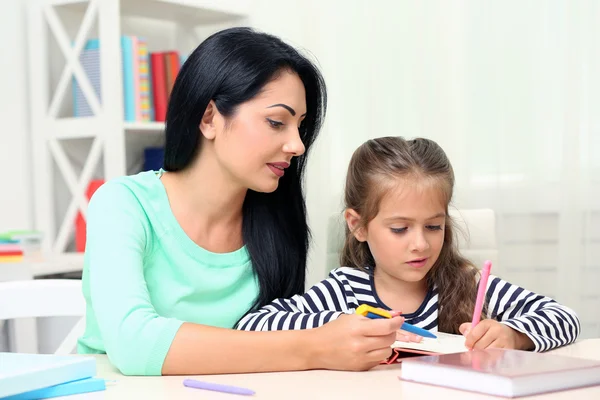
[26,0,249,270]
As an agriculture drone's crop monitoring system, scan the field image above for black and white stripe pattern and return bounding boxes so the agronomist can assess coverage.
[236,267,580,352]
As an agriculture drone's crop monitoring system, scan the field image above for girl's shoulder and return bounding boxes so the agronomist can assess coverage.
[328,266,372,284]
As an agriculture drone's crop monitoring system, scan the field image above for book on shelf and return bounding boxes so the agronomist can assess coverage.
[0,230,43,263]
[72,35,183,123]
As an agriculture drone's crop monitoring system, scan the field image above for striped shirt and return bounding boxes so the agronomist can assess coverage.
[236,267,581,352]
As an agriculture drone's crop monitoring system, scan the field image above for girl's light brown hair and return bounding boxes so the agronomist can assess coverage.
[340,136,483,333]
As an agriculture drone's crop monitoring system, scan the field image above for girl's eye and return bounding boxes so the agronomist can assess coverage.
[391,227,407,234]
[267,118,284,129]
[426,225,443,231]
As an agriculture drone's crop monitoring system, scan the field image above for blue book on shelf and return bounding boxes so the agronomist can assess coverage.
[72,36,135,121]
[0,353,96,399]
[72,39,100,118]
[1,377,105,400]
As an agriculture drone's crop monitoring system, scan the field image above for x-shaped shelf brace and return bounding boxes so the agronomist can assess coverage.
[43,0,104,252]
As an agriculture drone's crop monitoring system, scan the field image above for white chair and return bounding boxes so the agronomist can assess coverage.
[326,208,498,273]
[0,279,85,355]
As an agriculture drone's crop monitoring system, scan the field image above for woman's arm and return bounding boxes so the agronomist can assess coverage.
[485,275,581,351]
[236,272,353,331]
[162,314,403,374]
[86,182,402,375]
[86,182,184,376]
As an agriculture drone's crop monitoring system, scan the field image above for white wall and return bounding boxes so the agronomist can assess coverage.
[249,1,600,338]
[0,0,32,232]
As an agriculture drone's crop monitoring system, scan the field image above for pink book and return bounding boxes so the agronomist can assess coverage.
[131,37,141,121]
[400,348,600,397]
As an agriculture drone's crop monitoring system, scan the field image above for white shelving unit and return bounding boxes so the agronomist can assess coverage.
[26,0,248,274]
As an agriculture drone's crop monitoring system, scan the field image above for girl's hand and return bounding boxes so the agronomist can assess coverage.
[309,313,404,371]
[459,320,534,350]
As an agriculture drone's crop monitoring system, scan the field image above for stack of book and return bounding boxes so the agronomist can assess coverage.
[73,35,185,123]
[0,353,105,399]
[0,231,43,263]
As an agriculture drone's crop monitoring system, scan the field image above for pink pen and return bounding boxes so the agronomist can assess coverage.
[471,260,492,328]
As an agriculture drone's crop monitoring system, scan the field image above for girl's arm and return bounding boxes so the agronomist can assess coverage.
[86,183,401,376]
[485,275,581,351]
[236,270,355,331]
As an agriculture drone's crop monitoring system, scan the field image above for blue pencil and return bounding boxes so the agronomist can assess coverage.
[364,311,437,338]
[355,304,438,339]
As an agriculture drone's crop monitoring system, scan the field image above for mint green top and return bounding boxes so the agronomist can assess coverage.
[77,170,259,376]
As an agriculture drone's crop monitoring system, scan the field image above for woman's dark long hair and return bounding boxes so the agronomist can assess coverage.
[164,27,327,313]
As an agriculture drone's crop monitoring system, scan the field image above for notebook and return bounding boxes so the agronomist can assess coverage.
[393,332,468,355]
[383,332,468,363]
[0,353,96,398]
[399,348,600,397]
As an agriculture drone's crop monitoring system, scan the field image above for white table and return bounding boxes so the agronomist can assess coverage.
[65,339,600,399]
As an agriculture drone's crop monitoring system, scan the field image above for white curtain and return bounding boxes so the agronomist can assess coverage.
[252,0,600,340]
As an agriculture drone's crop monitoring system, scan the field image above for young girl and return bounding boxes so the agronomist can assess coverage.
[237,136,580,353]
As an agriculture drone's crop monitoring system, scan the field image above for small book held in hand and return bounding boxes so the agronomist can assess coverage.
[392,332,468,356]
[399,348,600,398]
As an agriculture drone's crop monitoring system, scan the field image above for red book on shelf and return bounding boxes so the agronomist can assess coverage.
[150,52,168,122]
[75,179,105,253]
[0,251,23,256]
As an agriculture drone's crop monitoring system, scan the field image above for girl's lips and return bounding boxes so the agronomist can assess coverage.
[407,258,428,268]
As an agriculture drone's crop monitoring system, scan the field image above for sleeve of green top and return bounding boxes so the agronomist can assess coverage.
[85,182,183,376]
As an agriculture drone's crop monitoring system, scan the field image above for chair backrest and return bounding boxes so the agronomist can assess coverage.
[326,208,498,274]
[0,279,86,355]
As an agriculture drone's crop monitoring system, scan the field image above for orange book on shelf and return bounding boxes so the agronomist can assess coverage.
[75,179,105,252]
[164,51,180,99]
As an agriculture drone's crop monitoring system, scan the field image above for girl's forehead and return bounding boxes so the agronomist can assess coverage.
[378,179,448,216]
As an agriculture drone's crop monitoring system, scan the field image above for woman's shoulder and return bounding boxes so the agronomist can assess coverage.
[89,170,163,210]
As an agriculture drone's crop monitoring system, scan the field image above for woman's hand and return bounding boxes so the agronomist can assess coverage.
[308,313,404,371]
[389,310,422,343]
[396,330,423,343]
[459,320,534,350]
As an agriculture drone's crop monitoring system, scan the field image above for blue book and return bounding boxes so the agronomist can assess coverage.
[0,353,96,398]
[72,39,100,118]
[1,377,105,400]
[72,36,135,121]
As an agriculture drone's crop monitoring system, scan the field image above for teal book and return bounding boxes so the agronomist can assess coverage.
[0,353,96,398]
[121,36,135,121]
[1,377,105,400]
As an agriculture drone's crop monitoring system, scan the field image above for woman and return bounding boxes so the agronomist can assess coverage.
[78,27,403,376]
